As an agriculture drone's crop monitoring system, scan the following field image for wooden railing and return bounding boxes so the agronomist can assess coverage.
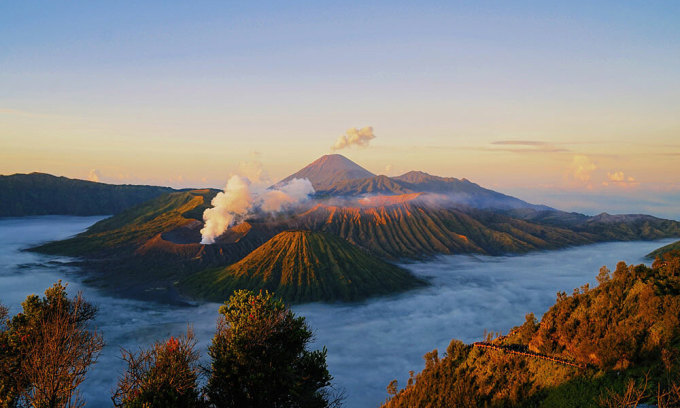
[472,342,586,369]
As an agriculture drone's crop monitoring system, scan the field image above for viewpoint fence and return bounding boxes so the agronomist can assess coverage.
[472,342,586,369]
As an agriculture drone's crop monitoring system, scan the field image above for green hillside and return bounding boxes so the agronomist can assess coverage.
[182,230,426,303]
[648,239,680,260]
[34,189,217,257]
[383,255,680,407]
[0,173,173,217]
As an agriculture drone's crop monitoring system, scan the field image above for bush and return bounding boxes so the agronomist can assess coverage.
[0,282,103,408]
[112,328,202,408]
[206,290,334,408]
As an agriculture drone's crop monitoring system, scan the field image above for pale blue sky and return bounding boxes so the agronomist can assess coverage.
[1,1,679,217]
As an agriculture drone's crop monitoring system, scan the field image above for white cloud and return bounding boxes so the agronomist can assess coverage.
[602,171,639,188]
[564,155,597,189]
[88,169,101,182]
[331,126,376,150]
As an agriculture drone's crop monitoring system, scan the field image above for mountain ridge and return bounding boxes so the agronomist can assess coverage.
[0,173,175,217]
[182,230,425,303]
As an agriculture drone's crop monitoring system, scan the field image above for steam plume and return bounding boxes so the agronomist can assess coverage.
[261,178,315,212]
[200,177,314,244]
[331,127,376,150]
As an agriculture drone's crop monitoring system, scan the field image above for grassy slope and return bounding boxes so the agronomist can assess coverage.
[182,230,426,303]
[0,173,173,217]
[33,189,215,256]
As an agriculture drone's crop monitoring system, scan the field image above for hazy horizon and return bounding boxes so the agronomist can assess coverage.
[2,151,678,220]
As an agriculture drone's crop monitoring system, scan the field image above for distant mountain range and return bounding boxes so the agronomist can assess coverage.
[0,173,173,217]
[280,154,551,211]
[23,154,680,303]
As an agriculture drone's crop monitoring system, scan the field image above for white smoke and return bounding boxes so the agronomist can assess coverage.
[261,178,315,212]
[200,177,315,244]
[331,126,376,150]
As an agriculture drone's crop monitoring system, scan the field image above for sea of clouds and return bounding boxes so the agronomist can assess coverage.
[0,217,673,407]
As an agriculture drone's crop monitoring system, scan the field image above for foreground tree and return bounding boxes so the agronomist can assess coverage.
[206,290,334,408]
[0,282,103,408]
[112,328,202,408]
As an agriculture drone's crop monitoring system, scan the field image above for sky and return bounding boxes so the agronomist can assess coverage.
[1,1,679,218]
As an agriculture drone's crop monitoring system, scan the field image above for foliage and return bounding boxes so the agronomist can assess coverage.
[206,290,335,408]
[112,328,202,408]
[0,282,103,408]
[383,251,680,407]
[3,283,340,407]
[530,260,680,369]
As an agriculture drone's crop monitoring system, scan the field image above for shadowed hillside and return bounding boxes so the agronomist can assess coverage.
[182,230,425,303]
[0,173,173,217]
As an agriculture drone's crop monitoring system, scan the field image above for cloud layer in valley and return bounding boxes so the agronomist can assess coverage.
[3,217,666,408]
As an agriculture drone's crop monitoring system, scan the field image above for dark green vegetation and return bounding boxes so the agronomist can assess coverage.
[207,290,337,408]
[382,253,680,407]
[1,287,336,408]
[0,173,173,217]
[183,231,425,303]
[113,329,202,408]
[648,239,680,260]
[0,282,104,408]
